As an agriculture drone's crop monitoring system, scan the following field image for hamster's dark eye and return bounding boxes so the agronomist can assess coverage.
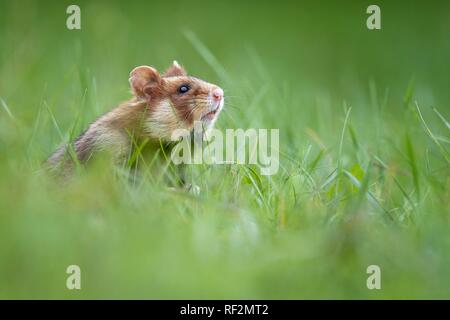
[178,85,190,94]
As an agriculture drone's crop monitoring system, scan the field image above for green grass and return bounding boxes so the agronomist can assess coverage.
[0,0,449,299]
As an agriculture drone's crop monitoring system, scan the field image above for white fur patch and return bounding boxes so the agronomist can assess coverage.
[145,99,182,140]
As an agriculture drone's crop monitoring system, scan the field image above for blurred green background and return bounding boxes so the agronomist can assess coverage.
[0,0,449,298]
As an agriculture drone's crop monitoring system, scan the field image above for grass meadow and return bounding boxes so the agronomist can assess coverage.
[0,0,449,299]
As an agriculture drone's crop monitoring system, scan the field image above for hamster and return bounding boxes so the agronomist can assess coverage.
[46,61,224,177]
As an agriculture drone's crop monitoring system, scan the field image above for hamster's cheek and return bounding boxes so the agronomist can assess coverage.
[171,100,193,126]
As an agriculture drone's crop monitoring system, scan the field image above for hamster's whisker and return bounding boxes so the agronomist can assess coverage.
[182,100,201,122]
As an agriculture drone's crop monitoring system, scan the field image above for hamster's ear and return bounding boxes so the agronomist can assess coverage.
[163,60,187,77]
[129,66,162,98]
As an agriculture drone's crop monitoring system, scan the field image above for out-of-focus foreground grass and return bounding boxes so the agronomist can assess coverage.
[0,0,449,298]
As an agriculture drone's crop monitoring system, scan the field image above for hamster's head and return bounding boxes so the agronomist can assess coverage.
[129,61,224,140]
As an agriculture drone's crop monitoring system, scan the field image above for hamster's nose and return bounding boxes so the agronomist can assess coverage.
[212,88,223,102]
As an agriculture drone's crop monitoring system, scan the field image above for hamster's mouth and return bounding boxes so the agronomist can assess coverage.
[201,104,221,121]
[201,109,218,121]
[200,98,223,122]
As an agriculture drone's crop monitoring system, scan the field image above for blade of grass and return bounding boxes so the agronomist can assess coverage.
[373,155,417,219]
[335,106,352,198]
[432,107,450,130]
[0,97,15,121]
[415,101,450,164]
[343,168,393,220]
[184,30,231,84]
[405,133,420,199]
[403,77,415,106]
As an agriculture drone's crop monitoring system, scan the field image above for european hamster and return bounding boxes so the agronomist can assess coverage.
[46,61,224,177]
